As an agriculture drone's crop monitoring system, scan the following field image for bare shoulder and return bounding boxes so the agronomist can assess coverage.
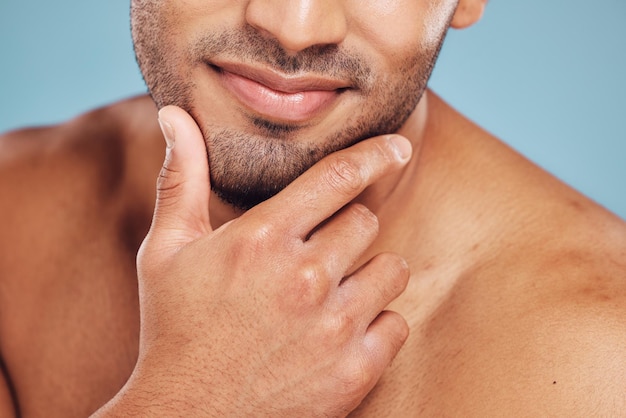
[0,96,162,417]
[411,96,626,414]
[0,95,163,296]
[509,231,626,414]
[441,218,626,415]
[0,95,162,246]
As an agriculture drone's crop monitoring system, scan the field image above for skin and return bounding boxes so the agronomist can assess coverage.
[1,0,626,417]
[131,0,451,211]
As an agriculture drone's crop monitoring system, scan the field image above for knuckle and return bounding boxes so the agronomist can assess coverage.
[291,263,331,306]
[337,356,377,398]
[379,253,410,296]
[322,155,363,197]
[323,309,354,338]
[233,218,280,255]
[218,220,281,269]
[374,311,410,358]
[156,165,184,205]
[348,203,379,234]
[157,164,181,189]
[136,239,153,277]
[136,234,172,282]
[247,220,278,247]
[388,311,410,346]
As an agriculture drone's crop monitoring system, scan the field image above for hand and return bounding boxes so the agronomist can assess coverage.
[95,106,412,417]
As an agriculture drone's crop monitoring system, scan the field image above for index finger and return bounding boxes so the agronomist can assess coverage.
[252,134,412,239]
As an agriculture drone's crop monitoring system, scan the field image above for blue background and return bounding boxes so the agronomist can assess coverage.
[1,1,624,219]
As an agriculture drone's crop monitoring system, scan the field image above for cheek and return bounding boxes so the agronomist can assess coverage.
[421,0,458,47]
[349,0,455,61]
[145,1,243,47]
[165,0,246,29]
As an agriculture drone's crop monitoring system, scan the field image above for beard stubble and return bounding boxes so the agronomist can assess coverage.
[132,15,448,211]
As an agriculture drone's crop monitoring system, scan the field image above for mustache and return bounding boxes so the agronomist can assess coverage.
[189,25,373,91]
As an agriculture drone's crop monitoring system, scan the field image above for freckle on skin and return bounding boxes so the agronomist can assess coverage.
[567,199,584,212]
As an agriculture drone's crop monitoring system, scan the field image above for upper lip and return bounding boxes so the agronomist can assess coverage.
[208,60,352,94]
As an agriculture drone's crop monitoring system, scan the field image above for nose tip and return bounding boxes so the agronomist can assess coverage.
[245,0,348,55]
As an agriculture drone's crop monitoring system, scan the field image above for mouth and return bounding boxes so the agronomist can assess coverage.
[208,61,352,124]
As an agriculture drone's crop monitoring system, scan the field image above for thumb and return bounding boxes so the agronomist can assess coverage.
[145,105,212,255]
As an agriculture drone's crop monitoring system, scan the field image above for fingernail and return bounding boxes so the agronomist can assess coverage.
[389,135,412,161]
[158,115,175,151]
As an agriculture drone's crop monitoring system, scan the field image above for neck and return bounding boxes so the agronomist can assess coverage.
[353,91,429,215]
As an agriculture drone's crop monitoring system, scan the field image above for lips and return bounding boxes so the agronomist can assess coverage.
[211,62,351,123]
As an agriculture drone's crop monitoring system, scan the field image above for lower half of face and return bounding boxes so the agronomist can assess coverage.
[132,2,452,211]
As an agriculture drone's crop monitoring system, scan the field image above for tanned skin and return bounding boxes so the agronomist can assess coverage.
[1,1,626,417]
[2,90,625,416]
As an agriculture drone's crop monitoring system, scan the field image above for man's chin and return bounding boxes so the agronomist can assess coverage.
[210,181,289,212]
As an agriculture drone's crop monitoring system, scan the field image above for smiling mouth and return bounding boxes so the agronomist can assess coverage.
[208,62,352,124]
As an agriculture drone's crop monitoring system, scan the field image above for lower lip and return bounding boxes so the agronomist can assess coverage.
[218,69,341,123]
